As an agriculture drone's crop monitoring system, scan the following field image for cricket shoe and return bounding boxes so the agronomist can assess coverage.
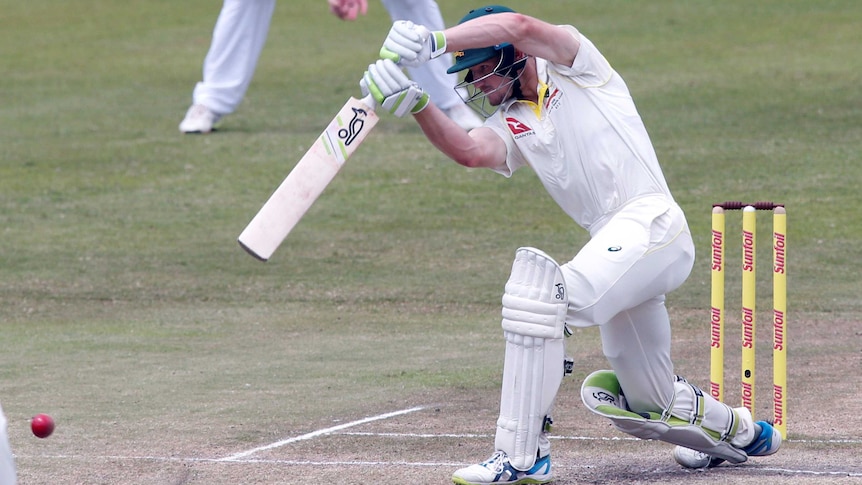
[452,451,552,485]
[442,103,483,131]
[672,446,724,469]
[742,420,782,456]
[179,104,221,134]
[673,421,781,469]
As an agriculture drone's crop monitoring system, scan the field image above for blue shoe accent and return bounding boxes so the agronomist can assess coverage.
[742,421,782,456]
[526,454,551,477]
[490,453,551,484]
[452,451,553,485]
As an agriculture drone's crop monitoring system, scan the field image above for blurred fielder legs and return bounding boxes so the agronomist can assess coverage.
[180,0,480,134]
[180,0,275,133]
[0,402,16,485]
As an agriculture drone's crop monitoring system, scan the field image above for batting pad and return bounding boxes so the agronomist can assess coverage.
[580,370,748,464]
[496,247,568,470]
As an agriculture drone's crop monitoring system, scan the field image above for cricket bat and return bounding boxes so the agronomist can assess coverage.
[238,95,378,261]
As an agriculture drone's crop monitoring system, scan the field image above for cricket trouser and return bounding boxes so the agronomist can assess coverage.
[0,402,15,485]
[565,196,755,456]
[192,0,276,115]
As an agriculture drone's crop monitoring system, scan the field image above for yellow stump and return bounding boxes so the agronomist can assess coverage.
[773,207,787,438]
[741,206,756,417]
[709,207,725,402]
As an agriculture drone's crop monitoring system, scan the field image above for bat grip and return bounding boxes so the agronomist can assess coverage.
[360,94,376,110]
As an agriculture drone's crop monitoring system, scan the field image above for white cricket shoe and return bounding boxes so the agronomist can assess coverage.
[452,451,552,485]
[179,104,221,134]
[442,103,483,131]
[672,446,713,469]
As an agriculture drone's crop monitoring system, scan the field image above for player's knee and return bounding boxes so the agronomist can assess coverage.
[501,247,568,339]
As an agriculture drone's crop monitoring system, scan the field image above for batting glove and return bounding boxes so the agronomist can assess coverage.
[379,20,446,67]
[362,59,430,117]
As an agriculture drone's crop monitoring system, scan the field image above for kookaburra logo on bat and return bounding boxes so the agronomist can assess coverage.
[339,107,368,146]
[238,96,379,262]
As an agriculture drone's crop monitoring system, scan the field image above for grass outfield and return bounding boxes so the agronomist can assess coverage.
[1,0,860,483]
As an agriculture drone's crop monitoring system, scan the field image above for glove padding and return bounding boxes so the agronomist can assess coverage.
[361,59,430,117]
[379,20,446,67]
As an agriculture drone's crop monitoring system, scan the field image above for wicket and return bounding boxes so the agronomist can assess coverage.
[709,201,787,438]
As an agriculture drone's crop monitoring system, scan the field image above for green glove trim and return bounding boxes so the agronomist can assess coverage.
[411,93,430,114]
[379,46,400,63]
[363,72,386,104]
[430,31,447,58]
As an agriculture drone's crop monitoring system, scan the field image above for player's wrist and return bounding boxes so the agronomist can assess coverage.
[411,92,430,114]
[429,31,447,59]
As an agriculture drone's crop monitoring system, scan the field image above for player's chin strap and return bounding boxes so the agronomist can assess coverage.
[495,247,571,471]
[580,370,749,464]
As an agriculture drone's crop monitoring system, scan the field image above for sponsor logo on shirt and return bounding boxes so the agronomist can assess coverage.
[506,117,533,138]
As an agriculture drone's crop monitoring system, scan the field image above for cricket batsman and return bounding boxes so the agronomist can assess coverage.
[360,5,782,484]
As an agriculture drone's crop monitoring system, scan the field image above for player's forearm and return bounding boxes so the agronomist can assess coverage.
[414,105,502,169]
[414,105,474,166]
[445,13,578,67]
[444,13,525,52]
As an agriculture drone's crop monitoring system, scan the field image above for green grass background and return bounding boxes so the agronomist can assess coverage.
[1,0,860,482]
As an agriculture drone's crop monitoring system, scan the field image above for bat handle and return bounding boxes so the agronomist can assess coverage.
[360,94,376,110]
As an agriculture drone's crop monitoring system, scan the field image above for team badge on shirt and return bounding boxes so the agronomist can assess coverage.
[545,86,563,111]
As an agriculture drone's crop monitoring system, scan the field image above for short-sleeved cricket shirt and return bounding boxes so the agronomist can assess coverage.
[484,26,673,233]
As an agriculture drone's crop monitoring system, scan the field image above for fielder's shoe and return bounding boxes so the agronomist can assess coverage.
[452,451,552,485]
[179,104,221,134]
[673,421,781,469]
[442,103,483,131]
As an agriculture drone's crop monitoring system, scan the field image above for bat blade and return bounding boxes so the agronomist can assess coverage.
[238,96,378,261]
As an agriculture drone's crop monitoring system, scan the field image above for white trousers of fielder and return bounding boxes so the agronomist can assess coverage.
[191,0,466,116]
[0,402,16,485]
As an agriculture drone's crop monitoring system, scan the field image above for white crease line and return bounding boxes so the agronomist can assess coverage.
[338,432,862,444]
[17,455,862,477]
[216,406,425,462]
[340,432,639,441]
[758,467,862,477]
[223,461,862,476]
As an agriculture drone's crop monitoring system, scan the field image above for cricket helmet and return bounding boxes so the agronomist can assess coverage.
[447,5,518,75]
[447,5,528,118]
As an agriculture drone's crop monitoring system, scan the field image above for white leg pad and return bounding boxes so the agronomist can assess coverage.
[580,370,748,464]
[495,248,568,471]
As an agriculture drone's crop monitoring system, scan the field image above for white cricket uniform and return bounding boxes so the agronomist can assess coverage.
[191,0,465,115]
[192,0,276,116]
[483,27,735,424]
[0,402,15,485]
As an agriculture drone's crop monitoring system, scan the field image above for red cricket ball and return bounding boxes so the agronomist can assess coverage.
[31,413,54,438]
